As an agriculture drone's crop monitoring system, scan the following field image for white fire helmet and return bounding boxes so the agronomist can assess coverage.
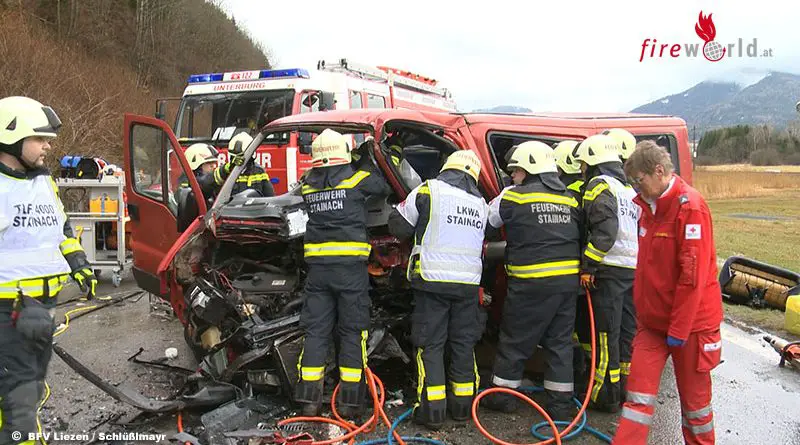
[311,128,351,168]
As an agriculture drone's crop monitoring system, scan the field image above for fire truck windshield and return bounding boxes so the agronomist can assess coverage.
[175,89,294,143]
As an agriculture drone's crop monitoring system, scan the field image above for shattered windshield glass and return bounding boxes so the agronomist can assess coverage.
[175,89,294,144]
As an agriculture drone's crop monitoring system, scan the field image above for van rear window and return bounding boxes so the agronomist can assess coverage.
[634,134,680,175]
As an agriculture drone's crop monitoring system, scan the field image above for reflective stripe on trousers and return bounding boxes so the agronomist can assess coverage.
[303,241,371,258]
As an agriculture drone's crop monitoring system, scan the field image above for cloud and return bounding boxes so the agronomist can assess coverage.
[219,0,800,112]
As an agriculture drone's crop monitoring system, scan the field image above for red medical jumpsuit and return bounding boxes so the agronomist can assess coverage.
[612,175,723,445]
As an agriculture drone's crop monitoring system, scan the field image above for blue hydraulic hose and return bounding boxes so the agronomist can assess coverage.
[354,408,448,445]
[518,386,612,443]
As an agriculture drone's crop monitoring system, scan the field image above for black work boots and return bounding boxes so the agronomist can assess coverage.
[480,387,521,414]
[336,380,369,419]
[294,380,324,416]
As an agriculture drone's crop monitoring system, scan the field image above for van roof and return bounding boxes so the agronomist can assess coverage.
[463,111,677,120]
[266,108,686,131]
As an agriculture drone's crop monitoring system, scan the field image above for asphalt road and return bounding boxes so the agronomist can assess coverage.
[40,275,800,444]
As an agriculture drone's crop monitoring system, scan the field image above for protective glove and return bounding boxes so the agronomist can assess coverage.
[580,272,596,290]
[666,336,686,347]
[478,287,493,307]
[229,153,245,167]
[72,268,97,300]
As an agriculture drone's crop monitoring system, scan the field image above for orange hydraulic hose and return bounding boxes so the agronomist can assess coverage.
[471,288,598,445]
[278,368,406,445]
[176,411,191,445]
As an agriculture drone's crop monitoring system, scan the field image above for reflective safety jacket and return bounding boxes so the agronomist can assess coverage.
[561,174,585,204]
[582,169,639,272]
[0,164,88,304]
[633,175,723,340]
[488,176,581,288]
[214,161,275,198]
[301,165,391,265]
[394,175,488,292]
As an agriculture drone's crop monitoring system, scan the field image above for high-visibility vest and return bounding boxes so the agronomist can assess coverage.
[598,175,639,269]
[0,173,72,299]
[408,179,488,285]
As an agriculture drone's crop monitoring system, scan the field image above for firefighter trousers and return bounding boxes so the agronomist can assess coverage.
[411,289,483,425]
[573,288,591,392]
[295,263,370,407]
[589,270,633,410]
[612,326,721,445]
[491,279,577,414]
[1,310,51,445]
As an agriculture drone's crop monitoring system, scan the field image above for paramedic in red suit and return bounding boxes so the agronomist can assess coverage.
[612,140,723,445]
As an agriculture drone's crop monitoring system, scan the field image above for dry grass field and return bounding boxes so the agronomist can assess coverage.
[693,165,800,338]
[693,169,800,200]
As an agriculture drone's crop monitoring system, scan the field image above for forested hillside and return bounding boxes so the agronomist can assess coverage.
[0,0,271,168]
[696,124,800,166]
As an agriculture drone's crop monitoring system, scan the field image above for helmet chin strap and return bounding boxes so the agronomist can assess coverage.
[0,140,33,171]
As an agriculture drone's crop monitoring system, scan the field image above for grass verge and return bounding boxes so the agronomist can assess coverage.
[701,186,800,340]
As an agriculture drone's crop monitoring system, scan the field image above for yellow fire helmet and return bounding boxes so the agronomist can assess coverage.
[573,134,623,166]
[0,96,61,146]
[184,143,220,171]
[552,140,581,175]
[311,128,351,168]
[602,128,637,160]
[228,131,254,158]
[441,150,482,182]
[507,141,558,175]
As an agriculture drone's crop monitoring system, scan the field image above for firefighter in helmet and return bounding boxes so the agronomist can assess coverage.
[553,139,593,392]
[0,96,97,445]
[481,141,582,421]
[388,150,489,429]
[573,133,639,412]
[178,142,229,203]
[553,140,584,201]
[600,127,638,399]
[212,132,275,197]
[294,129,391,418]
[603,128,637,164]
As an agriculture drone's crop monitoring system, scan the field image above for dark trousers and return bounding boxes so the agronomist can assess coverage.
[295,263,370,405]
[620,283,637,394]
[0,311,51,445]
[589,270,634,409]
[411,288,483,424]
[491,278,577,412]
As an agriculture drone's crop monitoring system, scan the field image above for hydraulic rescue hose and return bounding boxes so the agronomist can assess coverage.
[471,288,612,444]
[278,368,410,445]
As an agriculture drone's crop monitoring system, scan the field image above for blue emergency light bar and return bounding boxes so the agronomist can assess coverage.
[187,68,310,84]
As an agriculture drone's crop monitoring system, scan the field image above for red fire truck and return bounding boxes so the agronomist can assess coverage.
[159,59,457,194]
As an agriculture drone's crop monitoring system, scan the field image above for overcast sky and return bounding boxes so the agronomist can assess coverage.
[219,0,799,113]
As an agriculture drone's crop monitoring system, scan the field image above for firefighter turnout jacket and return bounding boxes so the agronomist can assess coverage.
[214,161,275,197]
[0,164,89,304]
[488,174,582,290]
[389,170,488,295]
[301,165,391,264]
[582,164,639,273]
[633,174,723,340]
[561,174,585,203]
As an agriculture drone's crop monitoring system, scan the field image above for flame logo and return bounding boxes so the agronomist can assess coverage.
[695,11,717,43]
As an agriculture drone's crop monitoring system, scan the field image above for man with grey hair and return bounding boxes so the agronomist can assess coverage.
[612,140,722,445]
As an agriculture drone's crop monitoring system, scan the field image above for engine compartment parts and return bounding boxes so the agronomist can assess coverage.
[718,256,800,310]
